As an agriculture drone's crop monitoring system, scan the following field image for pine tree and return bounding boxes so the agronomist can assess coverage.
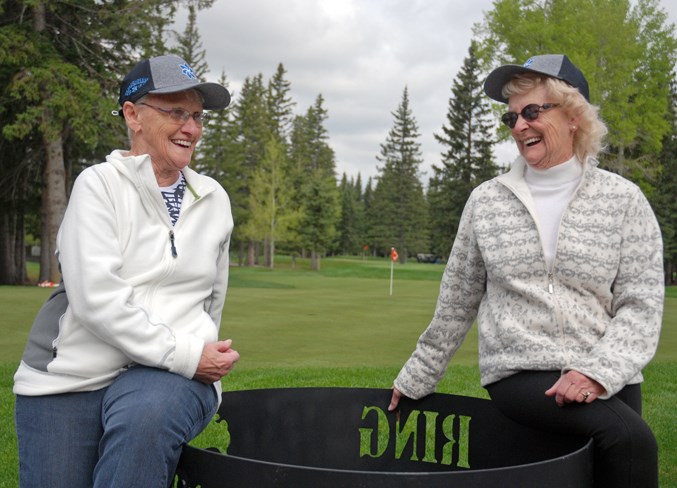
[425,174,447,258]
[243,135,299,268]
[298,170,339,270]
[289,94,336,178]
[353,173,366,255]
[368,86,428,263]
[194,71,235,179]
[289,95,339,270]
[236,74,271,172]
[170,2,208,78]
[429,42,498,257]
[266,63,296,141]
[232,74,273,265]
[362,177,375,256]
[337,173,365,255]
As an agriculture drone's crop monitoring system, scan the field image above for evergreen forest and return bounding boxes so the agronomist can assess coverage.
[1,0,676,284]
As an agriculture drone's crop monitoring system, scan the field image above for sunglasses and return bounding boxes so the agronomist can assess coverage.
[501,103,560,129]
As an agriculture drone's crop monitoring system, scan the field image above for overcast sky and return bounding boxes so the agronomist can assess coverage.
[173,0,677,185]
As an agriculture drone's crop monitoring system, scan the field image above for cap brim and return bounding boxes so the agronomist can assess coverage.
[194,82,231,110]
[150,81,231,110]
[483,64,533,104]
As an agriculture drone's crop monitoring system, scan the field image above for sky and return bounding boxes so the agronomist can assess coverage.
[173,0,677,185]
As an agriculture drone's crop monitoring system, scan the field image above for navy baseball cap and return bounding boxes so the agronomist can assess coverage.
[118,54,230,111]
[483,54,589,104]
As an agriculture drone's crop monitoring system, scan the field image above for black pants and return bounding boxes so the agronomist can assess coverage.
[486,371,657,488]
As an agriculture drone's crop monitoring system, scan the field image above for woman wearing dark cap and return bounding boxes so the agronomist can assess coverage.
[14,54,240,487]
[388,54,663,487]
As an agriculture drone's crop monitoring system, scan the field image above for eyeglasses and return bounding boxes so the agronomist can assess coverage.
[138,102,208,126]
[501,103,560,129]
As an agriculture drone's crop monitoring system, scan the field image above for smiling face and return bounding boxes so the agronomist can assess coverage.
[125,90,203,185]
[508,84,577,170]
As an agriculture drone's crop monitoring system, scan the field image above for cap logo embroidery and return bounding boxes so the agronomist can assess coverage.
[125,77,149,97]
[179,63,197,80]
[523,58,534,68]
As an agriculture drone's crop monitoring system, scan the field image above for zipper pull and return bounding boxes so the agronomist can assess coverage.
[169,230,178,258]
[548,273,554,294]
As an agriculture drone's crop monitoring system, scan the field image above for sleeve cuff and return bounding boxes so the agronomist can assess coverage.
[169,333,204,380]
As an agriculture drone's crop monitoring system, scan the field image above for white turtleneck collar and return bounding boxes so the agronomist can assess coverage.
[523,155,584,269]
[524,155,583,186]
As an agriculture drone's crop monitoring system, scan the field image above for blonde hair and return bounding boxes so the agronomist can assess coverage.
[502,74,608,161]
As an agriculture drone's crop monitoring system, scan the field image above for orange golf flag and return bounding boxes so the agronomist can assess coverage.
[391,247,398,262]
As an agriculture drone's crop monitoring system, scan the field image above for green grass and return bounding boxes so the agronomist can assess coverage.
[1,257,676,487]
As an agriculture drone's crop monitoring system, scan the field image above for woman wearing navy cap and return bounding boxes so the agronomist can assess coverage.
[389,54,662,487]
[14,55,240,487]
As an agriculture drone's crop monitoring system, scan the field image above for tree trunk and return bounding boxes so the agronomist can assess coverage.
[14,212,27,284]
[0,212,15,283]
[38,190,50,282]
[264,237,271,268]
[270,239,275,269]
[247,240,255,266]
[311,249,321,271]
[237,240,244,267]
[616,145,626,176]
[42,132,68,283]
[666,261,674,285]
[32,1,67,284]
[33,1,46,30]
[268,211,276,269]
[0,209,29,284]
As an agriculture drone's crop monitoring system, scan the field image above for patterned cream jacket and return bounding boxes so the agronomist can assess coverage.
[394,156,664,400]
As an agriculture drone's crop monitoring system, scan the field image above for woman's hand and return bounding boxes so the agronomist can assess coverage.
[545,370,605,406]
[193,339,240,384]
[388,386,403,411]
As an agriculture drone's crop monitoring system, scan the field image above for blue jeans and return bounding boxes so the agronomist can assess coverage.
[15,366,218,488]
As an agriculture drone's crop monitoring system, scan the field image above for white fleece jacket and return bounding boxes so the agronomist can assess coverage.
[14,150,233,395]
[394,157,664,400]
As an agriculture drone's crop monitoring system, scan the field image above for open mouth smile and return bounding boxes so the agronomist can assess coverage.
[172,139,192,149]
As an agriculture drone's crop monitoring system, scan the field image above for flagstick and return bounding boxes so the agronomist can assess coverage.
[389,258,394,296]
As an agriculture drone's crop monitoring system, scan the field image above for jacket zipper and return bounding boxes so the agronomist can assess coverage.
[498,159,590,363]
[166,178,203,260]
[166,179,205,259]
[169,230,178,258]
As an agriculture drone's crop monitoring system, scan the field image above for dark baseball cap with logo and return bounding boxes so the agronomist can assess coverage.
[117,54,230,112]
[483,54,589,104]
